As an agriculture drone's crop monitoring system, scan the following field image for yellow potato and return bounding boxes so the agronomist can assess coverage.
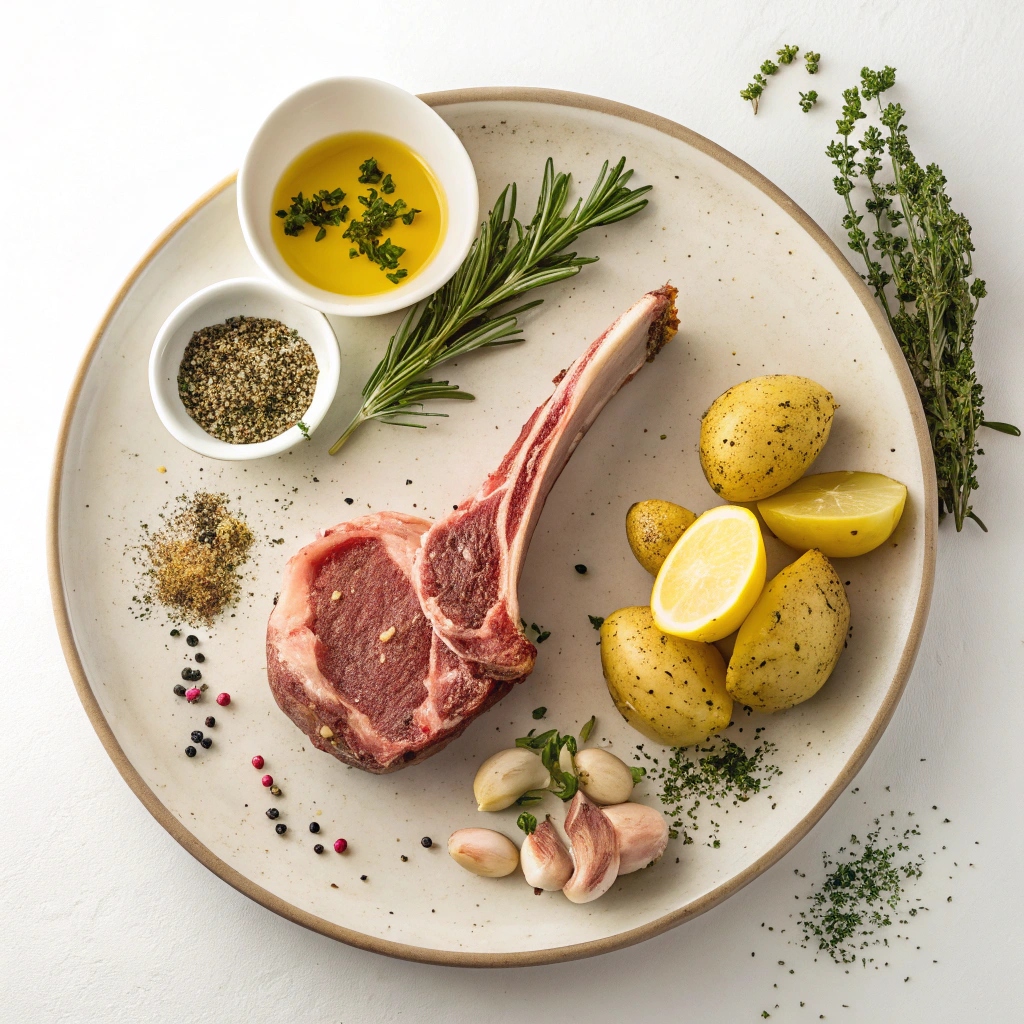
[600,606,732,746]
[625,499,697,574]
[726,550,850,712]
[699,375,837,501]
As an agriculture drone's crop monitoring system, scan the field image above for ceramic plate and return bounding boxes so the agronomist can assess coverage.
[49,89,935,966]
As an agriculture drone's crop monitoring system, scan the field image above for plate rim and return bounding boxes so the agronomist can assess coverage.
[47,86,937,968]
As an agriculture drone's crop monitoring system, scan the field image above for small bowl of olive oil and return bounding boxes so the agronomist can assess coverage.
[238,78,479,317]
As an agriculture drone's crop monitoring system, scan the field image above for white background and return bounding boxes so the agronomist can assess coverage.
[2,1,1022,1020]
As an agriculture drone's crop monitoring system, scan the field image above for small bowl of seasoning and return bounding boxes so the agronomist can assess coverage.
[237,77,479,317]
[148,277,340,460]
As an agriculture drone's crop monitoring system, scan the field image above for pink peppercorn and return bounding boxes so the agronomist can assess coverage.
[333,838,348,854]
[251,755,264,770]
[216,692,231,706]
[261,774,273,788]
[185,688,201,703]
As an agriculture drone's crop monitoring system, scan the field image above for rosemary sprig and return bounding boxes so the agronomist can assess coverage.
[275,188,348,242]
[328,157,651,454]
[828,67,1018,530]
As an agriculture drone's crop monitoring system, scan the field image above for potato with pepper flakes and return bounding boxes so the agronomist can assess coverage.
[699,375,837,501]
[600,606,732,747]
[726,549,850,713]
[625,499,697,574]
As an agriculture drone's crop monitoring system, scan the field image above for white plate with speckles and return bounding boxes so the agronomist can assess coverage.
[49,88,935,966]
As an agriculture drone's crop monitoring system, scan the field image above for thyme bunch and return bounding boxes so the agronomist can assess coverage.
[828,67,1018,530]
[329,157,650,453]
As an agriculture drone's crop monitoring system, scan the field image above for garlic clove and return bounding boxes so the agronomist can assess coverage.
[521,815,573,891]
[601,802,669,874]
[448,828,519,877]
[562,791,620,903]
[573,747,635,806]
[473,748,552,812]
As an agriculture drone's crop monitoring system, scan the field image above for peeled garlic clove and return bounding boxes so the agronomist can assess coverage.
[601,802,669,874]
[473,748,552,812]
[448,828,519,877]
[574,747,635,806]
[521,815,573,891]
[562,791,620,903]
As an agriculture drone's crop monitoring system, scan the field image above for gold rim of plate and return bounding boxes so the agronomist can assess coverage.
[47,86,937,968]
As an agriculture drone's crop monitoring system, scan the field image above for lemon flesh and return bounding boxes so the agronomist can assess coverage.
[757,471,907,558]
[650,505,766,642]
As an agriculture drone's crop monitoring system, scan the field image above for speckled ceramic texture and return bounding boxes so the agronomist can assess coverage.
[49,90,934,966]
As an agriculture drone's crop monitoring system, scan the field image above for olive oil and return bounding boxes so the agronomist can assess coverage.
[271,132,446,296]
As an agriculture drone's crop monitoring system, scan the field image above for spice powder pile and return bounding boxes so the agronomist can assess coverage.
[144,492,254,625]
[178,316,318,444]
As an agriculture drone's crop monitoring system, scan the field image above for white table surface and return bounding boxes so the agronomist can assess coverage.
[3,1,1022,1020]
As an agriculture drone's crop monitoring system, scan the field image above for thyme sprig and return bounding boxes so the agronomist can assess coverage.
[328,157,651,453]
[276,188,348,242]
[516,727,579,802]
[741,45,801,114]
[828,66,1018,530]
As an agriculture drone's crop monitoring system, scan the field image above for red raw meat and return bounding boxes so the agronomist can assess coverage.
[266,512,513,773]
[414,285,678,679]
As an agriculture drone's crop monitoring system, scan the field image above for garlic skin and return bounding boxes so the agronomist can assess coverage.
[521,815,573,891]
[448,828,519,877]
[473,749,551,812]
[562,791,620,903]
[601,802,669,874]
[573,747,635,806]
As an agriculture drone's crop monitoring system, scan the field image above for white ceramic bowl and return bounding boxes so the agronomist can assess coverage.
[237,77,479,317]
[148,277,341,460]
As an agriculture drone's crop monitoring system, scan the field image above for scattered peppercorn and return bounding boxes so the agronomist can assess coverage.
[173,684,187,697]
[344,497,354,505]
[252,755,265,769]
[314,844,324,854]
[360,874,367,881]
[186,634,199,647]
[270,785,282,796]
[185,687,201,703]
[216,692,231,706]
[201,737,212,749]
[191,730,204,743]
[205,716,216,728]
[334,838,348,853]
[275,823,287,835]
[266,808,280,819]
[262,775,273,787]
[309,822,320,834]
[194,653,206,663]
[185,746,197,757]
[170,628,181,637]
[400,855,408,862]
[574,564,588,574]
[180,668,193,681]
[421,836,433,848]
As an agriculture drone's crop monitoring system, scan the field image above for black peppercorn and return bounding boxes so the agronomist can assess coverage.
[275,823,287,835]
[420,836,433,848]
[200,737,212,749]
[266,808,279,819]
[360,874,367,881]
[173,684,187,697]
[313,843,324,854]
[190,669,202,682]
[186,635,199,647]
[191,730,204,743]
[205,716,216,728]
[574,564,588,574]
[180,668,192,680]
[309,822,320,834]
[170,629,180,637]
[400,855,408,862]
[194,653,206,663]
[185,746,196,757]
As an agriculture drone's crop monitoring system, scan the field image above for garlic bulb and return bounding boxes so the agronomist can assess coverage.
[521,816,573,891]
[574,747,635,806]
[562,791,620,903]
[448,828,519,877]
[473,748,552,812]
[601,802,669,874]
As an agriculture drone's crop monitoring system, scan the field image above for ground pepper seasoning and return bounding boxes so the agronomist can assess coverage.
[144,492,254,625]
[178,316,318,444]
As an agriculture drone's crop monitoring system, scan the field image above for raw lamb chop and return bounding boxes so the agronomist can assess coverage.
[414,284,678,679]
[266,512,514,773]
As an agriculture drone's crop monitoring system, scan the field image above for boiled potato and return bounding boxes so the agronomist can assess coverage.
[726,549,850,712]
[699,375,837,502]
[600,606,732,746]
[626,499,697,574]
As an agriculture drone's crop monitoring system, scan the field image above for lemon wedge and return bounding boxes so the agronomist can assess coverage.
[757,471,907,558]
[650,505,766,642]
